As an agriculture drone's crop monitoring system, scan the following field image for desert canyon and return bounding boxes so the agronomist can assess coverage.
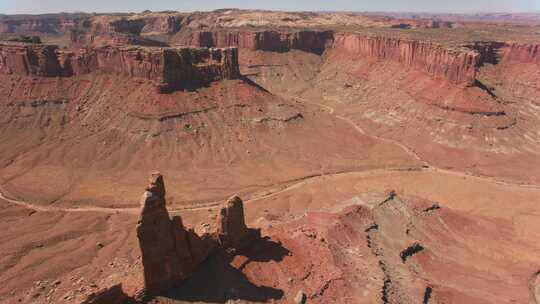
[0,8,539,304]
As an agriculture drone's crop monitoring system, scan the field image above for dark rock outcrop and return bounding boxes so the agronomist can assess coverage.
[217,195,250,247]
[6,35,42,43]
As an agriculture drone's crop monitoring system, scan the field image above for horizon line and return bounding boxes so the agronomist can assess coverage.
[1,8,539,16]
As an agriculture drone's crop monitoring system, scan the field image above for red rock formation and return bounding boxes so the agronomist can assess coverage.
[136,173,182,294]
[217,195,250,247]
[0,42,240,92]
[69,13,184,47]
[136,174,261,295]
[0,42,63,76]
[64,45,240,91]
[175,30,334,55]
[71,29,168,47]
[468,41,540,66]
[331,34,480,86]
[501,43,540,64]
[69,15,175,47]
[0,17,67,34]
[136,173,216,295]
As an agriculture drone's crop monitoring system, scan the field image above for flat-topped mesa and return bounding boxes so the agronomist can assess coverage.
[175,30,334,55]
[0,42,64,76]
[331,33,480,86]
[0,42,240,92]
[63,45,240,91]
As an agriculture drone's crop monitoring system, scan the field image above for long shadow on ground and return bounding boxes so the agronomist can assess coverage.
[160,236,288,303]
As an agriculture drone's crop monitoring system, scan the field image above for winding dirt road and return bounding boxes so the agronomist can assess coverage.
[1,95,539,214]
[296,96,540,189]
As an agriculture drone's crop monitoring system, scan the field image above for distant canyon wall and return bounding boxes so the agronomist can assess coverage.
[174,30,334,55]
[0,17,78,34]
[0,42,240,92]
[330,33,480,86]
[470,41,540,65]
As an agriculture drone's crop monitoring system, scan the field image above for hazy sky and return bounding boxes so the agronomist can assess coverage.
[1,0,539,15]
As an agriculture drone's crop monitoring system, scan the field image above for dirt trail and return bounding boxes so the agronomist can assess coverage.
[2,162,539,215]
[294,96,540,190]
[0,167,413,214]
[1,95,539,214]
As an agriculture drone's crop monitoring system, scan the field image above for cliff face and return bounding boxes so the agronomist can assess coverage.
[0,42,240,92]
[64,46,240,91]
[500,43,540,64]
[176,30,334,55]
[0,18,63,34]
[0,42,63,76]
[466,41,540,65]
[331,34,480,86]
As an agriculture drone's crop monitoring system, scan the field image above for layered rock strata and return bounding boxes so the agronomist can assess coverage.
[331,34,480,86]
[468,41,540,65]
[0,42,63,76]
[175,30,334,55]
[0,42,240,92]
[62,45,240,91]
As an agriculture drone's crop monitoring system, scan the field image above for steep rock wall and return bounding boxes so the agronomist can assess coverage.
[0,42,240,91]
[0,42,63,76]
[331,33,480,86]
[465,41,540,65]
[63,46,240,91]
[175,30,334,55]
[500,43,540,64]
[0,18,68,34]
